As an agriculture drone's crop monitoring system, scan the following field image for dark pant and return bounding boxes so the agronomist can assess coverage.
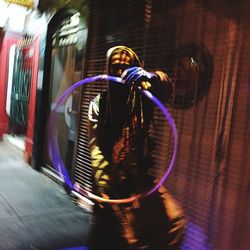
[88,187,186,250]
[87,203,130,250]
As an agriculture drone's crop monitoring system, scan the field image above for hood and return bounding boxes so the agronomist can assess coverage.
[106,46,142,74]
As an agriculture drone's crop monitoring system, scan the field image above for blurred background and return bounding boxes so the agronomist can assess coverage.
[0,0,249,249]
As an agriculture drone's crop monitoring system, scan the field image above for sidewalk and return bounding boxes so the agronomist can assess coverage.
[0,139,92,250]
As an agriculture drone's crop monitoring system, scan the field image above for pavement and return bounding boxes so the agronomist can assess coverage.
[0,138,93,250]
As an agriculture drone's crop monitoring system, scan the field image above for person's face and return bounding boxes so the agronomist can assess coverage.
[108,49,136,100]
[109,51,133,77]
[110,63,130,77]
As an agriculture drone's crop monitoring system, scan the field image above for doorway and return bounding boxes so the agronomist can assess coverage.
[41,10,88,186]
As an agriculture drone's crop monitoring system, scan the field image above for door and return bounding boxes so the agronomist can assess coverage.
[42,11,87,180]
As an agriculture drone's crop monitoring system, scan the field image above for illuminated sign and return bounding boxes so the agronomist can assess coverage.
[4,0,34,9]
[52,13,80,48]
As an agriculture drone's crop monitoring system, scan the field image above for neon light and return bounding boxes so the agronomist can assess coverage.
[49,75,178,203]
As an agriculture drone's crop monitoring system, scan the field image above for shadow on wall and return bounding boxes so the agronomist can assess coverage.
[170,43,213,109]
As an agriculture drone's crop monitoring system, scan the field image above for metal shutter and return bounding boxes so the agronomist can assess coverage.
[74,0,250,249]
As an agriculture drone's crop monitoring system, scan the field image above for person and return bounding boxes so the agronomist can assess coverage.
[87,45,186,250]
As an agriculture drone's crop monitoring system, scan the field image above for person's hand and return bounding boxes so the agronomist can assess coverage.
[100,193,110,199]
[121,66,158,89]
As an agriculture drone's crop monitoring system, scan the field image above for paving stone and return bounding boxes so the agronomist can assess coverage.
[0,141,92,250]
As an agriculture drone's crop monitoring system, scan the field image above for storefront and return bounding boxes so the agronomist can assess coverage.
[0,1,44,161]
[34,8,88,189]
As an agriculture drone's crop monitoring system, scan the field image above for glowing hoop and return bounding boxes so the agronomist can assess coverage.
[48,75,178,204]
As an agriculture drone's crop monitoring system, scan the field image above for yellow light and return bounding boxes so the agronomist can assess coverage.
[4,0,34,9]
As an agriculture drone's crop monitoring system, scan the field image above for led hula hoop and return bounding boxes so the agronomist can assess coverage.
[48,75,178,204]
